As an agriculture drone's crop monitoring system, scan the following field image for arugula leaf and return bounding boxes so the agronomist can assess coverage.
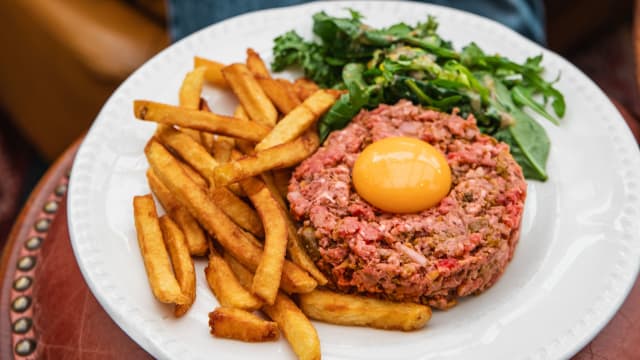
[491,79,550,180]
[512,86,559,125]
[272,31,341,87]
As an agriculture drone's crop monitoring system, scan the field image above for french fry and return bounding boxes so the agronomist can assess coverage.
[214,130,320,187]
[198,98,217,153]
[272,168,292,200]
[299,289,432,331]
[199,97,235,163]
[255,90,339,151]
[256,78,302,115]
[284,220,328,285]
[205,247,262,311]
[209,307,279,342]
[225,253,321,360]
[180,66,206,110]
[263,171,327,285]
[224,252,255,287]
[260,172,328,285]
[222,63,277,127]
[134,100,270,142]
[153,132,262,237]
[263,293,321,360]
[132,194,189,304]
[159,216,196,316]
[177,161,208,190]
[156,125,218,184]
[293,78,320,101]
[259,172,286,208]
[194,56,228,88]
[147,169,208,255]
[179,67,208,144]
[212,136,235,164]
[233,105,256,155]
[246,48,270,78]
[234,104,250,120]
[145,141,317,294]
[210,187,264,238]
[240,177,288,304]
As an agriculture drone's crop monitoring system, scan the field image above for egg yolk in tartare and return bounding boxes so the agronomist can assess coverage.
[352,136,452,213]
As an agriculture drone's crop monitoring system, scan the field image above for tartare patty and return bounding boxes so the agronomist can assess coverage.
[288,100,527,309]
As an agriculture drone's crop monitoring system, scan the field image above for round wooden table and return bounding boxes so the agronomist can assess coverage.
[1,130,639,359]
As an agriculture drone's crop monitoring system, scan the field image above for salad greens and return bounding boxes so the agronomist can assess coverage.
[272,10,566,181]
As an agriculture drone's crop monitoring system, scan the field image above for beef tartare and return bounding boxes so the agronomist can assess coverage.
[288,100,527,309]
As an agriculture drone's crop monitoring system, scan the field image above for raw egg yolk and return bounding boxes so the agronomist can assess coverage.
[352,136,451,213]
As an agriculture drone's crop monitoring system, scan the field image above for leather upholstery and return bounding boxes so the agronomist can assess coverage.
[0,0,168,160]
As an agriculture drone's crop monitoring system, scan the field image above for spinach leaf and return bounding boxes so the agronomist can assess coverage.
[491,79,550,180]
[512,85,559,125]
[319,63,375,141]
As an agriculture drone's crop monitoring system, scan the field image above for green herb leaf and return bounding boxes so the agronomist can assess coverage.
[272,9,565,180]
[512,86,560,125]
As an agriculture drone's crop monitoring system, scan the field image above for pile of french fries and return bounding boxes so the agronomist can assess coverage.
[131,49,432,359]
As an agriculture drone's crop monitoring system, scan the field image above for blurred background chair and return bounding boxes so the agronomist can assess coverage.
[0,0,168,161]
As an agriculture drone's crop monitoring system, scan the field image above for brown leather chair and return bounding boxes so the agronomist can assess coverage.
[0,0,169,161]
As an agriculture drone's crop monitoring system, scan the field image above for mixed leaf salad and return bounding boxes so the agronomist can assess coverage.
[271,10,565,181]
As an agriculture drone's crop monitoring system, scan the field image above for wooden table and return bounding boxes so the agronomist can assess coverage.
[1,134,639,359]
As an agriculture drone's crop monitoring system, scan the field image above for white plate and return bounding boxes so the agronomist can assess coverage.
[67,1,640,359]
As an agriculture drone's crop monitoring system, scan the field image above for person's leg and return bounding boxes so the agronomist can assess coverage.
[166,0,545,44]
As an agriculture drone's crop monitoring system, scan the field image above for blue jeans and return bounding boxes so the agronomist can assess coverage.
[167,0,545,44]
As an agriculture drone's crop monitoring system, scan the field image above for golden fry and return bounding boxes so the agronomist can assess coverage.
[233,105,256,155]
[198,98,217,153]
[194,56,228,88]
[256,77,302,115]
[209,307,279,342]
[259,172,286,209]
[159,216,196,316]
[272,168,291,200]
[293,78,320,101]
[224,252,254,288]
[134,100,270,142]
[222,63,277,127]
[180,66,206,110]
[284,220,328,285]
[205,248,262,311]
[179,66,209,144]
[210,186,264,238]
[246,48,270,78]
[177,161,208,189]
[234,104,250,121]
[145,141,317,294]
[147,169,208,255]
[132,194,188,304]
[214,130,320,187]
[260,172,328,285]
[255,90,339,151]
[200,94,235,162]
[225,253,321,360]
[153,132,260,236]
[212,136,235,163]
[241,177,288,304]
[299,289,432,331]
[263,292,321,360]
[156,125,218,184]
